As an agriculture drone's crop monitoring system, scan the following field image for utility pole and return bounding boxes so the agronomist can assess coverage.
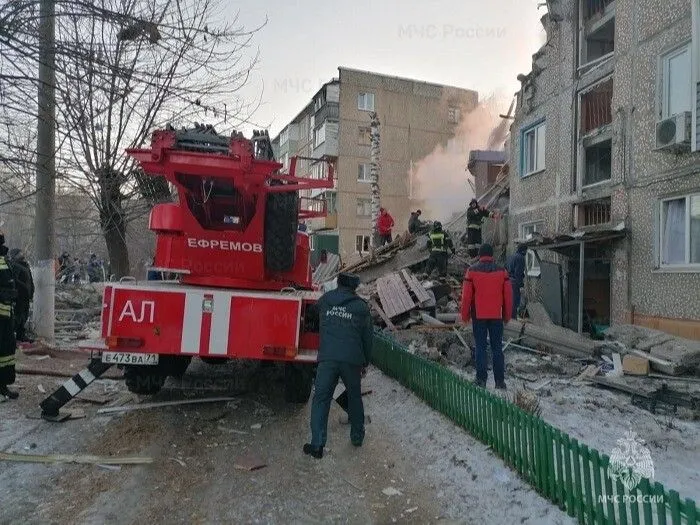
[369,112,381,249]
[34,0,56,343]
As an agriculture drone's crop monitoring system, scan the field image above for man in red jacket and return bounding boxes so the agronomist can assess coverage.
[460,243,513,390]
[377,207,395,246]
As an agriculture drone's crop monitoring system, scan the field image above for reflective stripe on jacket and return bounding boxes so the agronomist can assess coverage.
[429,232,447,252]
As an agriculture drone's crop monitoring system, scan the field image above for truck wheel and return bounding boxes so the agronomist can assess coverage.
[284,362,314,404]
[124,366,166,395]
[265,183,298,273]
[164,356,191,378]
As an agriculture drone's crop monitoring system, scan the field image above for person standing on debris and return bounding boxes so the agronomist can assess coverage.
[377,207,395,246]
[460,243,513,390]
[408,209,424,234]
[8,248,34,343]
[304,272,372,459]
[0,232,19,399]
[426,221,456,278]
[466,198,498,259]
[506,244,528,319]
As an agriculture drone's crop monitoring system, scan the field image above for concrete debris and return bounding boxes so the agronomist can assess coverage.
[382,487,403,497]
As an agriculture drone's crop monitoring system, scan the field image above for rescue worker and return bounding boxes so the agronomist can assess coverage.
[466,198,498,258]
[506,244,528,319]
[377,207,395,246]
[408,209,424,234]
[0,232,19,399]
[460,244,513,390]
[304,272,373,459]
[8,248,34,342]
[425,221,455,277]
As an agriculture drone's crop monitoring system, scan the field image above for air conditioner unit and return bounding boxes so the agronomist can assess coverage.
[655,111,692,151]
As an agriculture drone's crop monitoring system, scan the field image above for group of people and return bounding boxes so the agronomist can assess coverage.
[57,252,105,284]
[0,232,34,400]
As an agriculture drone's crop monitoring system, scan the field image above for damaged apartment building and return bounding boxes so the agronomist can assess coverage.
[510,0,700,339]
[272,68,478,262]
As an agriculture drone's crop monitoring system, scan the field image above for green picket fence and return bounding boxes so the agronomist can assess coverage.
[371,332,698,525]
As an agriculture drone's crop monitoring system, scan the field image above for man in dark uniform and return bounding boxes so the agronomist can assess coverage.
[0,232,19,399]
[8,248,34,342]
[506,244,528,319]
[425,221,455,278]
[304,272,373,459]
[466,198,498,258]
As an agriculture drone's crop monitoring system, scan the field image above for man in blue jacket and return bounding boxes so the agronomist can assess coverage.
[506,244,528,319]
[304,272,373,459]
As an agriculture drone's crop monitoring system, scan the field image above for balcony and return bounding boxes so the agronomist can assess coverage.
[315,101,339,124]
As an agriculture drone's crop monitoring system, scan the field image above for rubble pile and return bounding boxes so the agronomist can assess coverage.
[52,283,103,346]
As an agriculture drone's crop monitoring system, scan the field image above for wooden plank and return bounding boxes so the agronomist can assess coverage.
[392,273,415,312]
[376,273,415,318]
[376,276,401,318]
[401,269,431,304]
[369,298,396,330]
[97,397,237,414]
[0,452,152,465]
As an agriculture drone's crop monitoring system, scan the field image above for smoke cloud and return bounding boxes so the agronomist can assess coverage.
[410,96,509,224]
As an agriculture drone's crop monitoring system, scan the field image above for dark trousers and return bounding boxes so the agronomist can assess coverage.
[472,319,505,384]
[425,251,448,277]
[511,283,521,319]
[467,228,482,258]
[14,299,29,341]
[0,316,17,386]
[379,233,392,246]
[311,360,364,448]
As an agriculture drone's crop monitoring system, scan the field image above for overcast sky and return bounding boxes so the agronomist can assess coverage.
[232,0,547,136]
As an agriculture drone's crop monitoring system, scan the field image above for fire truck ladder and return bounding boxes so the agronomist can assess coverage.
[39,359,113,420]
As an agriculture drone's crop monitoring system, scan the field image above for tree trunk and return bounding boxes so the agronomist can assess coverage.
[369,111,381,249]
[98,167,130,279]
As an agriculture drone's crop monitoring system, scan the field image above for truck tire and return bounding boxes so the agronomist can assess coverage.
[284,362,314,404]
[124,366,166,395]
[201,357,228,365]
[165,356,191,378]
[265,183,298,273]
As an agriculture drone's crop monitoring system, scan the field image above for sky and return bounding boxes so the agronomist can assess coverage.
[231,0,547,136]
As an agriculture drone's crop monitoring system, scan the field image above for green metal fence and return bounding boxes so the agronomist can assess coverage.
[371,332,698,525]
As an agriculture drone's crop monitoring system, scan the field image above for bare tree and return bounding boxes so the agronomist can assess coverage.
[369,111,381,249]
[0,0,263,276]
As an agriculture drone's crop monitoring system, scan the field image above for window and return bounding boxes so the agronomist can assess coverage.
[661,44,692,119]
[356,198,372,216]
[281,153,289,170]
[355,234,371,253]
[357,163,372,182]
[309,115,314,142]
[580,0,615,66]
[575,197,611,227]
[521,121,546,176]
[582,138,612,186]
[448,106,461,124]
[279,128,289,146]
[580,78,613,134]
[520,221,544,276]
[659,194,700,267]
[326,191,337,214]
[357,92,375,111]
[313,124,326,148]
[358,126,371,145]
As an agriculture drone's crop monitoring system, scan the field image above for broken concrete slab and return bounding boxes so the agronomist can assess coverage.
[649,340,700,375]
[525,302,554,327]
[622,354,649,376]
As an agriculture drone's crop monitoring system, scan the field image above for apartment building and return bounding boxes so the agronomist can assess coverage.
[273,68,478,261]
[509,0,700,339]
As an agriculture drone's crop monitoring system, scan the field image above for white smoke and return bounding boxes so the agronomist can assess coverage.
[410,96,509,224]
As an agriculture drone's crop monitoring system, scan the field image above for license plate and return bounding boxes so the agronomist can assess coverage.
[101,352,159,366]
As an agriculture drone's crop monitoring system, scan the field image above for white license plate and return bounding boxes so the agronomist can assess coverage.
[101,352,159,366]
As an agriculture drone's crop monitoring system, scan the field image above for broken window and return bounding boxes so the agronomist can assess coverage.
[580,0,615,66]
[355,234,371,253]
[580,78,613,134]
[520,221,544,276]
[448,106,461,124]
[575,197,611,227]
[582,138,612,186]
[356,198,371,216]
[358,126,371,146]
[660,194,700,266]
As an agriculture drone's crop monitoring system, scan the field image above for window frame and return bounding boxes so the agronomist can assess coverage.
[658,193,700,270]
[659,42,692,120]
[355,234,371,254]
[519,221,545,277]
[520,119,546,177]
[358,126,371,145]
[580,134,613,188]
[357,163,371,183]
[357,92,375,111]
[356,197,372,217]
[448,106,461,124]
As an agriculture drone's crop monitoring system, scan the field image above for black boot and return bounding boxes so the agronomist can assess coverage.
[303,443,323,459]
[0,384,19,399]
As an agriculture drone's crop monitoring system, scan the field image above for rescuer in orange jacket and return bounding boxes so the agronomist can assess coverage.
[460,243,513,390]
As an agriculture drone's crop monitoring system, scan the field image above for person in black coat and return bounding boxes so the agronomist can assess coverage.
[8,248,34,342]
[304,272,373,459]
[506,244,528,319]
[0,233,19,399]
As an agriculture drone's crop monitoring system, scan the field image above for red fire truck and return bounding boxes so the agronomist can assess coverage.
[40,125,334,417]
